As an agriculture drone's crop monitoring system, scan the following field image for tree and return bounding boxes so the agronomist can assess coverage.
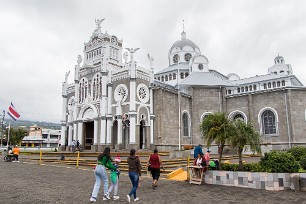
[5,127,28,145]
[229,120,261,170]
[199,112,234,168]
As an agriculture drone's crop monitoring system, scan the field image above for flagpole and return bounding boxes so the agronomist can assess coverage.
[7,121,11,148]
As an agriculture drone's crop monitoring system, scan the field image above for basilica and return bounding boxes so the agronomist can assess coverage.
[60,19,306,153]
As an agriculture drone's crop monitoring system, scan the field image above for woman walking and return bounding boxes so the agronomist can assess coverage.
[90,147,117,203]
[127,149,142,203]
[147,149,164,189]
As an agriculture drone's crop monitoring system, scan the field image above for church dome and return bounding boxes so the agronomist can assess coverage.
[169,31,201,54]
[274,55,285,64]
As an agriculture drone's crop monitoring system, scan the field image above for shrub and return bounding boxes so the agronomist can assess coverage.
[220,163,264,172]
[221,163,239,171]
[287,146,306,161]
[259,151,300,173]
[300,156,306,170]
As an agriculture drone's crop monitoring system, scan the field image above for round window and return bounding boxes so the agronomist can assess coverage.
[173,54,179,64]
[184,53,192,62]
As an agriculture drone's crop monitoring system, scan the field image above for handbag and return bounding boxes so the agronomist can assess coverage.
[148,164,151,171]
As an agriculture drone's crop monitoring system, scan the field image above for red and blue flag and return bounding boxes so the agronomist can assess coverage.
[7,102,20,121]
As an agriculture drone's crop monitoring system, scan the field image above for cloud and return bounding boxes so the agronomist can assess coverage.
[1,0,306,123]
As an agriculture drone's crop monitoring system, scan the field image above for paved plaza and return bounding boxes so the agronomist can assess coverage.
[1,158,306,204]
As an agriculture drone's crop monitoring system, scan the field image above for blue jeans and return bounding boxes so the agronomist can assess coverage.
[128,172,139,199]
[91,165,108,199]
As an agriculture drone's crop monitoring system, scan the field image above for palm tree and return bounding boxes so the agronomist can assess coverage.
[199,112,234,168]
[229,120,261,170]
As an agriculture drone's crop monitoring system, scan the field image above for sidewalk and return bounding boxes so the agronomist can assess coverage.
[1,159,306,204]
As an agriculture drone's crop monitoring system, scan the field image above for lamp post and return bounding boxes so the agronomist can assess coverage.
[177,58,181,151]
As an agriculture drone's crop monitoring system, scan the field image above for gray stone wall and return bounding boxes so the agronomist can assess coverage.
[191,87,223,145]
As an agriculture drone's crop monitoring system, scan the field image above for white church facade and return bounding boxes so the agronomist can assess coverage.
[60,19,306,152]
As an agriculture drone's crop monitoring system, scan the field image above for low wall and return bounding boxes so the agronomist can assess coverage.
[204,171,306,191]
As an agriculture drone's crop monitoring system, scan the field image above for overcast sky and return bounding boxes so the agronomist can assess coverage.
[1,0,306,123]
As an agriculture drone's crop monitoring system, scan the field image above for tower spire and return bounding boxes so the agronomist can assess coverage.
[181,19,186,40]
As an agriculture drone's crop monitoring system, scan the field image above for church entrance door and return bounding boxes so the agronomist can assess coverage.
[84,121,94,150]
[112,120,118,149]
[139,120,145,149]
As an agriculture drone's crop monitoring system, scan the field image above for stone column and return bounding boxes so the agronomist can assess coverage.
[94,118,98,145]
[60,86,68,150]
[116,107,123,144]
[149,87,154,144]
[100,55,108,145]
[68,123,73,146]
[77,121,83,145]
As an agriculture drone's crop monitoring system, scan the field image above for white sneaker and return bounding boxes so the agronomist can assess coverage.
[113,195,120,200]
[134,197,139,201]
[127,195,130,203]
[90,197,96,203]
[103,193,110,200]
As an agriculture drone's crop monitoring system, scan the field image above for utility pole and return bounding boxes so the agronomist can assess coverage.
[1,110,5,146]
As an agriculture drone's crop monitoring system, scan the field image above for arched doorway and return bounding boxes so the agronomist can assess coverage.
[84,121,94,150]
[139,120,145,149]
[112,120,118,149]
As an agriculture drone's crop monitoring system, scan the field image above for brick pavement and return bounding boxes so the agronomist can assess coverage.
[0,159,305,204]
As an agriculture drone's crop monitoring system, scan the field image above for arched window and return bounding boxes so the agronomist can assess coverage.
[263,83,267,89]
[173,73,176,80]
[165,75,168,81]
[253,85,257,90]
[277,81,280,87]
[169,74,172,80]
[249,86,252,91]
[237,87,240,93]
[268,83,271,88]
[228,90,232,95]
[228,110,247,123]
[185,72,189,78]
[261,110,277,135]
[158,77,160,81]
[161,76,164,82]
[282,80,285,86]
[182,112,189,137]
[245,86,248,92]
[241,87,244,92]
[180,73,184,79]
[272,82,276,88]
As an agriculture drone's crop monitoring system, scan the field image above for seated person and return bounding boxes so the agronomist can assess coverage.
[192,153,206,178]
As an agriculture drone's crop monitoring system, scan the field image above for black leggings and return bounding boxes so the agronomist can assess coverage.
[150,168,160,181]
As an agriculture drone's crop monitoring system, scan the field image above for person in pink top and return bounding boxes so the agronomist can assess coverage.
[204,148,211,166]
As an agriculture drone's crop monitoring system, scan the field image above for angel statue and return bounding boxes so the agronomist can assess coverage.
[77,55,82,66]
[95,18,105,29]
[126,48,140,62]
[65,71,70,84]
[147,53,154,68]
[123,52,129,64]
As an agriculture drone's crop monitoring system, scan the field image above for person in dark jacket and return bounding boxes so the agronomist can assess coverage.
[147,149,164,189]
[194,144,204,158]
[126,149,142,203]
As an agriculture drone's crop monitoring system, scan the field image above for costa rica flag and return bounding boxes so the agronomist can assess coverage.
[7,102,20,121]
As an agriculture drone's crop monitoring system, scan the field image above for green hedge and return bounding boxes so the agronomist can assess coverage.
[221,163,263,172]
[287,146,306,161]
[259,151,300,173]
[300,156,306,170]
